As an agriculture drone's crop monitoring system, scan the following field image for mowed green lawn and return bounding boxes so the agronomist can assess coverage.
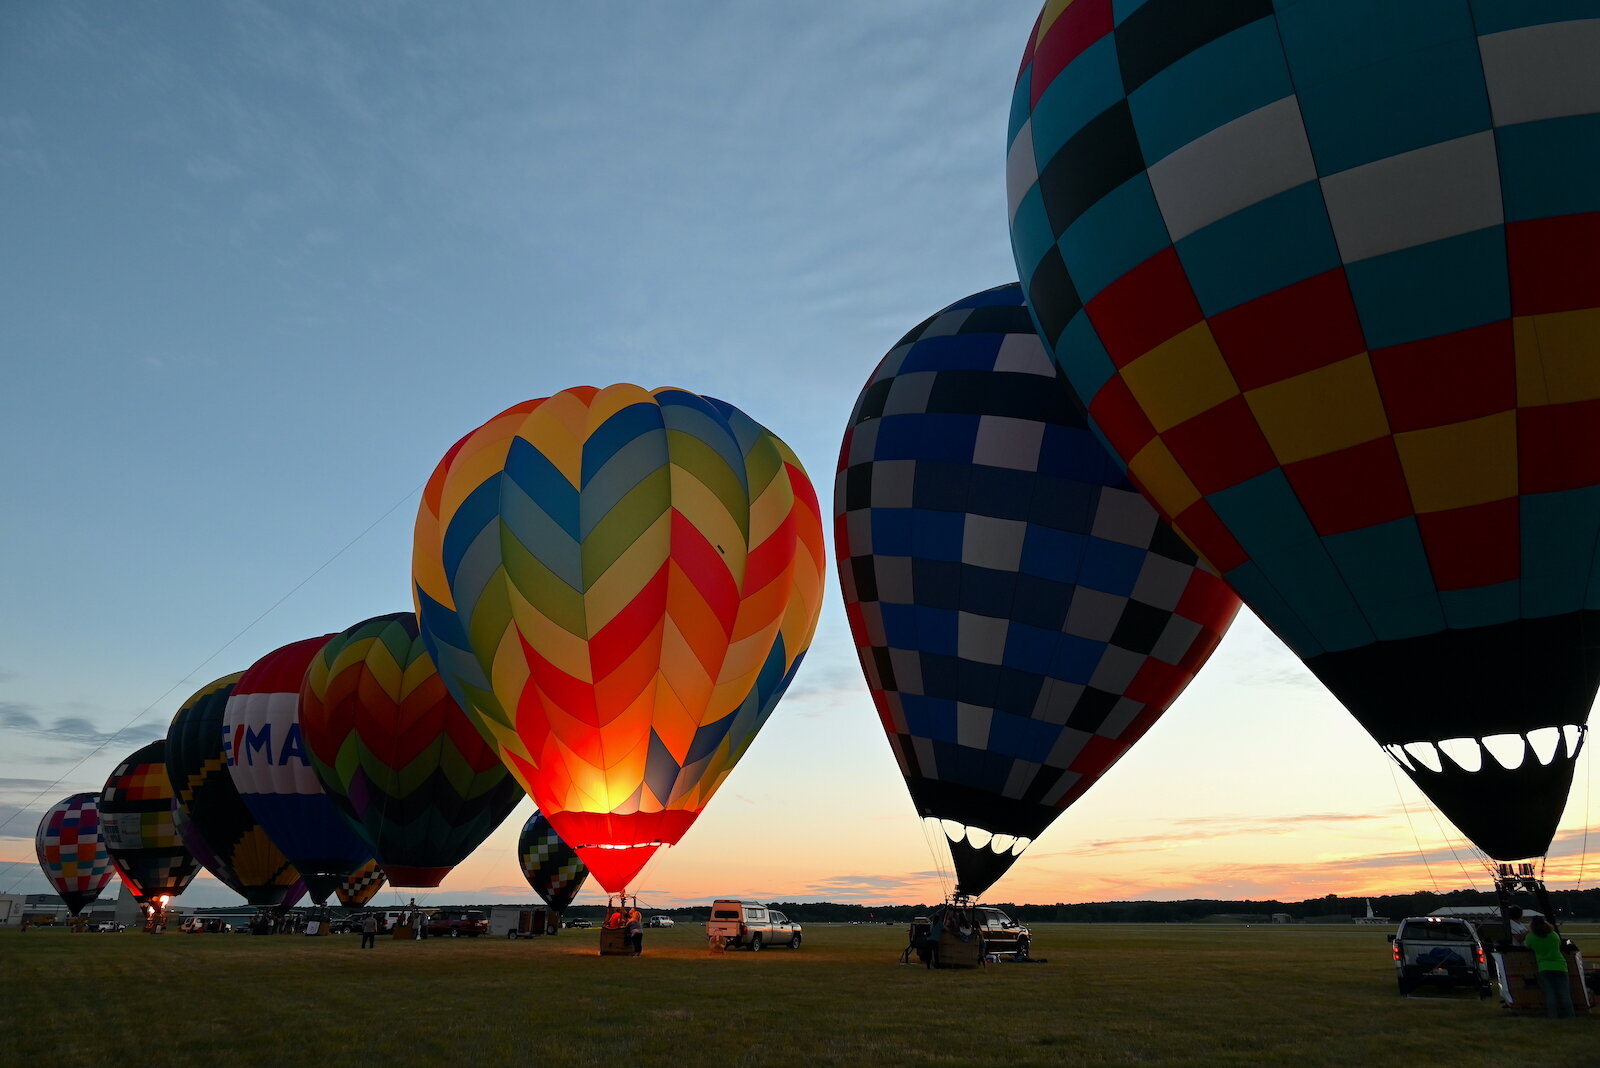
[10,922,1596,1066]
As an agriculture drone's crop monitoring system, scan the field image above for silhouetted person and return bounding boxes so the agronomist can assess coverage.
[1526,918,1574,1018]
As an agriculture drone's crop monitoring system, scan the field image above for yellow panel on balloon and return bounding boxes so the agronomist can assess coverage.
[1394,410,1518,514]
[1118,322,1238,433]
[1126,436,1201,518]
[1245,353,1389,465]
[1514,309,1600,407]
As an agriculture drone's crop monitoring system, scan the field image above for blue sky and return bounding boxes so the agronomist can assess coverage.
[3,1,1595,912]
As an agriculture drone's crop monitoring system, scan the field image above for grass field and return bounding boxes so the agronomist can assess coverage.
[9,922,1596,1066]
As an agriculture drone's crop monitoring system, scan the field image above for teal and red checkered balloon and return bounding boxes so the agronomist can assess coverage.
[1008,0,1600,859]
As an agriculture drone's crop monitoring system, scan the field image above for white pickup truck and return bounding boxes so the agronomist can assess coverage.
[705,900,802,950]
[1389,916,1492,996]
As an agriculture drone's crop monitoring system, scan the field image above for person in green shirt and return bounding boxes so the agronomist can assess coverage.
[1525,918,1574,1018]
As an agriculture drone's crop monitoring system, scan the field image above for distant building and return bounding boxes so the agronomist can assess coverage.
[0,894,24,925]
[1352,899,1390,925]
[1271,913,1295,924]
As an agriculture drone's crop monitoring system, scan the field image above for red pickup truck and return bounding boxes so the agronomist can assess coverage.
[425,910,488,938]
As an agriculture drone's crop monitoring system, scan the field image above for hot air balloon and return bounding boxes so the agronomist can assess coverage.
[519,809,589,916]
[222,636,374,904]
[166,672,302,909]
[413,384,825,893]
[836,284,1239,897]
[100,740,200,910]
[300,612,525,887]
[335,859,387,908]
[34,793,116,917]
[1007,2,1600,860]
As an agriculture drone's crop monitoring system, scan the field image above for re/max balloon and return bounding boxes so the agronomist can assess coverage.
[100,740,200,904]
[1008,2,1600,859]
[836,284,1238,897]
[35,793,116,917]
[414,385,825,893]
[519,809,589,915]
[167,672,301,908]
[301,611,525,887]
[222,637,374,903]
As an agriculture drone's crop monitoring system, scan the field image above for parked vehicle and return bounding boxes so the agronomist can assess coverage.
[705,900,802,950]
[648,916,675,928]
[972,907,1031,958]
[1389,916,1492,996]
[565,918,592,929]
[425,910,489,938]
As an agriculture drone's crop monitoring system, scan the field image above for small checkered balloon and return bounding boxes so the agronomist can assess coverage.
[35,793,116,917]
[835,283,1238,898]
[518,810,589,914]
[1008,0,1600,861]
[100,741,200,903]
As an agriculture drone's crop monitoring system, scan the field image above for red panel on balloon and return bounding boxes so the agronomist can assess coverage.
[1518,399,1600,495]
[1159,395,1278,496]
[1369,321,1515,434]
[1086,248,1203,368]
[1209,268,1367,392]
[1283,437,1414,537]
[1415,499,1520,591]
[1506,213,1600,316]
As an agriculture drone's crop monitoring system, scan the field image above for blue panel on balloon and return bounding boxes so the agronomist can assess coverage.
[1175,181,1339,316]
[1344,227,1510,349]
[1031,36,1127,161]
[1059,175,1172,302]
[1207,470,1321,557]
[1470,0,1600,34]
[1127,17,1291,165]
[874,413,979,462]
[1079,538,1145,595]
[1439,580,1522,629]
[1322,519,1446,640]
[901,696,958,745]
[1049,311,1119,412]
[1520,488,1600,616]
[1498,116,1600,221]
[1224,560,1323,657]
[1049,632,1108,685]
[1011,186,1058,279]
[910,509,967,562]
[1277,1,1488,175]
[989,710,1062,762]
[1020,525,1090,584]
[1002,621,1066,677]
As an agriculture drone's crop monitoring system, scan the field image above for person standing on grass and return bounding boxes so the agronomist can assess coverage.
[626,906,644,956]
[1526,918,1574,1018]
[361,912,379,950]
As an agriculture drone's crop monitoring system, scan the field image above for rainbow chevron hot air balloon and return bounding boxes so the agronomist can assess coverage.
[413,384,825,892]
[301,611,525,887]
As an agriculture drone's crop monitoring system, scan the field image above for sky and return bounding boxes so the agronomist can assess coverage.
[3,1,1597,914]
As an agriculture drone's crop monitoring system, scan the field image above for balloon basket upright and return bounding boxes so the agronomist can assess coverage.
[600,892,639,957]
[905,898,983,969]
[1489,863,1592,1015]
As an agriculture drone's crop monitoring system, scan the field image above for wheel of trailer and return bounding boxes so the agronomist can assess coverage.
[1016,937,1030,959]
[451,928,459,938]
[789,933,802,949]
[750,933,763,952]
[507,931,517,940]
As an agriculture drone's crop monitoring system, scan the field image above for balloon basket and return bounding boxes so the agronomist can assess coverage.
[599,892,641,956]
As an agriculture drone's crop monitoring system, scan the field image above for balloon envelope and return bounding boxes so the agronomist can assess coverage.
[518,810,589,914]
[300,612,525,887]
[167,672,302,908]
[414,384,825,892]
[222,636,374,903]
[836,284,1239,896]
[100,740,200,903]
[1008,2,1600,860]
[335,859,387,907]
[34,793,116,917]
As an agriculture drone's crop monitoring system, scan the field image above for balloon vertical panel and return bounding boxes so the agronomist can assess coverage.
[1008,1,1600,859]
